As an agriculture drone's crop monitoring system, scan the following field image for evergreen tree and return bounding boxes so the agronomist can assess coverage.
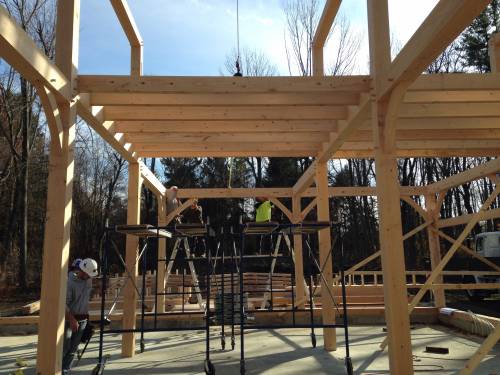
[460,0,499,72]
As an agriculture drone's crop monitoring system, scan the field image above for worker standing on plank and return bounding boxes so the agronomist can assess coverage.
[255,197,274,254]
[62,258,98,374]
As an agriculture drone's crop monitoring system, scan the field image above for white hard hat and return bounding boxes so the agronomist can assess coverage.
[79,258,98,278]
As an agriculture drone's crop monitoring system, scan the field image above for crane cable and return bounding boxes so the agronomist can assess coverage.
[234,0,242,76]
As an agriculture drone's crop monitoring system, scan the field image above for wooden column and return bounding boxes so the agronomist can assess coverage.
[425,194,446,308]
[315,162,336,351]
[131,45,143,76]
[489,33,500,73]
[36,1,79,374]
[292,195,306,308]
[368,0,413,373]
[121,162,143,357]
[157,194,167,313]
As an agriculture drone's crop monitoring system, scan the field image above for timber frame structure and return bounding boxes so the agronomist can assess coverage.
[1,1,500,374]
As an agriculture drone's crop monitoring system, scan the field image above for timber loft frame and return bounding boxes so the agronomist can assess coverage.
[1,1,499,374]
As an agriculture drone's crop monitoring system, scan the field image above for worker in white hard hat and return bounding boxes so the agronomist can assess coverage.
[62,257,98,374]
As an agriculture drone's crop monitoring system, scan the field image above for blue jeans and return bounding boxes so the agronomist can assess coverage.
[62,319,87,374]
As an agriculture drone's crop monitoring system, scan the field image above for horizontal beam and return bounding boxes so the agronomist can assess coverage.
[379,0,490,99]
[437,207,500,228]
[405,90,500,103]
[77,75,371,93]
[400,102,500,118]
[114,120,338,133]
[410,73,500,91]
[427,158,500,194]
[104,105,348,121]
[90,92,360,106]
[0,6,70,102]
[175,186,427,199]
[109,0,143,47]
[125,132,328,143]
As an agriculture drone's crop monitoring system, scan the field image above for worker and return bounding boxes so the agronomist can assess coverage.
[69,258,82,273]
[255,197,274,254]
[166,186,182,223]
[62,257,98,374]
[182,199,204,224]
[182,199,206,256]
[255,197,273,222]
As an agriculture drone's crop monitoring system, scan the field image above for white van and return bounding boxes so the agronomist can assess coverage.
[465,231,500,301]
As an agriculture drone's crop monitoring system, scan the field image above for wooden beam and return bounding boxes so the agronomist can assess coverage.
[139,161,165,197]
[114,120,338,134]
[35,84,63,152]
[427,158,500,194]
[292,162,317,197]
[165,198,195,226]
[175,186,427,199]
[368,0,412,371]
[400,102,500,118]
[437,207,500,228]
[125,132,329,144]
[488,33,500,73]
[292,195,306,308]
[459,323,500,375]
[405,90,500,103]
[90,92,360,106]
[396,118,500,130]
[156,195,167,313]
[0,6,70,102]
[300,198,317,221]
[103,105,348,121]
[77,75,371,93]
[318,94,371,163]
[425,194,445,308]
[132,142,321,152]
[312,0,342,76]
[379,0,491,100]
[269,198,293,221]
[36,1,79,374]
[109,0,142,47]
[410,73,500,91]
[315,162,336,351]
[122,162,143,357]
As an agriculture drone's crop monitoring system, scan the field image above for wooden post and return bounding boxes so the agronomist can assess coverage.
[316,161,336,351]
[131,45,143,76]
[368,0,413,373]
[121,162,143,357]
[489,33,500,73]
[425,194,446,308]
[36,1,79,374]
[292,195,306,308]
[157,194,167,313]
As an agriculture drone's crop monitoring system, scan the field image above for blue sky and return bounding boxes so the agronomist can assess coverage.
[79,0,439,76]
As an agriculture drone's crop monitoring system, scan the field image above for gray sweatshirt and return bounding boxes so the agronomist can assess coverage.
[66,272,92,316]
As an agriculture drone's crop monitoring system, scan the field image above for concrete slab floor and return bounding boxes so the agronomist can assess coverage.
[0,325,499,374]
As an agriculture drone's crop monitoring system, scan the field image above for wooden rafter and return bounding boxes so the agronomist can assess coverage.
[312,0,342,76]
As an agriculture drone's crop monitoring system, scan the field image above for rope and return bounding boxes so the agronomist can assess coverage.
[468,309,495,336]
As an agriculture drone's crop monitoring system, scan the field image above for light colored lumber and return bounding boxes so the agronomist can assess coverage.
[91,92,360,106]
[316,162,336,351]
[157,195,167,313]
[122,162,143,357]
[489,33,500,73]
[405,90,500,103]
[139,161,165,197]
[36,2,79,373]
[35,85,63,152]
[292,196,306,308]
[459,323,500,375]
[425,194,445,308]
[437,207,500,228]
[0,6,70,102]
[379,0,491,100]
[400,102,500,118]
[427,158,500,194]
[104,105,348,121]
[369,0,412,370]
[312,0,342,76]
[77,75,371,93]
[132,142,321,152]
[269,198,293,221]
[410,73,500,91]
[109,0,142,47]
[165,198,195,225]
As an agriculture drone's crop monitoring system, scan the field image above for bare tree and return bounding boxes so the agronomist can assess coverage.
[282,0,362,76]
[223,47,279,77]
